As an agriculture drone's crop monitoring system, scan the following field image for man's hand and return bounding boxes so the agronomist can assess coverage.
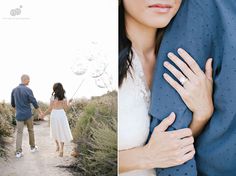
[37,108,45,120]
[39,112,45,120]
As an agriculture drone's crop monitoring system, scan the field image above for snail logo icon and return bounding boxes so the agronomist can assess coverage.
[10,5,23,16]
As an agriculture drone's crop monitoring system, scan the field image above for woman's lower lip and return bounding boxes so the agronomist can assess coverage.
[149,7,171,13]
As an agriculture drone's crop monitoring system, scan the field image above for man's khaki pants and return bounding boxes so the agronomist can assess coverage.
[16,117,35,153]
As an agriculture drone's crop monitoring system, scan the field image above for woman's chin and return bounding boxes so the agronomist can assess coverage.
[148,18,172,29]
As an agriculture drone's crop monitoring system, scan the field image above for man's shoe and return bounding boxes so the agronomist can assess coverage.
[30,146,38,153]
[16,152,23,158]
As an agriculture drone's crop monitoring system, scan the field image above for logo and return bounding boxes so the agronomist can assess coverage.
[2,4,30,20]
[10,5,23,16]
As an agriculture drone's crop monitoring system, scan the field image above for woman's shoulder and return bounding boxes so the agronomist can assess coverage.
[63,97,67,102]
[50,95,55,101]
[50,95,67,102]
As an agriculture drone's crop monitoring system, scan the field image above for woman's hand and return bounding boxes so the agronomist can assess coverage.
[163,48,214,136]
[119,113,195,173]
[143,112,195,169]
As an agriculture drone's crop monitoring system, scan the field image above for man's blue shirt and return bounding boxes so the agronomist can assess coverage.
[11,84,39,121]
[149,0,236,175]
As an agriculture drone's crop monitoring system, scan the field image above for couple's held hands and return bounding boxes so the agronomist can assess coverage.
[163,48,214,136]
[37,108,45,120]
[39,111,45,120]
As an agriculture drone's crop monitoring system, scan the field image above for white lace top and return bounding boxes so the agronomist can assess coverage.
[119,49,155,176]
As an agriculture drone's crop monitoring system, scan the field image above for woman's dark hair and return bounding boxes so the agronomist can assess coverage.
[52,83,66,100]
[119,0,165,86]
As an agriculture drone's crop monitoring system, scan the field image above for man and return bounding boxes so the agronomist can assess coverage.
[149,0,236,175]
[11,74,43,158]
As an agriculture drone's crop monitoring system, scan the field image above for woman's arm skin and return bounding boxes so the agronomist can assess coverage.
[36,108,44,119]
[163,48,214,137]
[119,113,195,173]
[63,99,73,111]
[189,113,210,137]
[43,101,53,116]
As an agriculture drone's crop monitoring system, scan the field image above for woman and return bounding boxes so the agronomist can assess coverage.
[43,83,73,157]
[119,0,213,175]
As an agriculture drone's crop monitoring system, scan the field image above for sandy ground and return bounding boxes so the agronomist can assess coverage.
[0,118,75,176]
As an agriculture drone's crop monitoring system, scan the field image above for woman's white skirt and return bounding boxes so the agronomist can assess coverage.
[50,109,73,143]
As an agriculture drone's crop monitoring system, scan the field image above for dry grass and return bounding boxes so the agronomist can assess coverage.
[0,102,15,158]
[68,91,117,176]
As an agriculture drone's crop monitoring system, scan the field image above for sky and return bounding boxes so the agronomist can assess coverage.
[0,0,117,103]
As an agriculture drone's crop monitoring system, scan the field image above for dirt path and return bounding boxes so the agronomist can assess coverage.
[0,118,75,176]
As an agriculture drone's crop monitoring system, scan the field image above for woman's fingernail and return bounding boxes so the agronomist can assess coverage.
[167,52,173,57]
[170,112,175,117]
[163,61,168,66]
[209,58,213,64]
[177,48,183,53]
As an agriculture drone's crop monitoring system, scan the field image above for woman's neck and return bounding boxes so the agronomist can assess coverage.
[125,13,157,56]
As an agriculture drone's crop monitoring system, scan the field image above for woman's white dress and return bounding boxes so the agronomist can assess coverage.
[119,50,155,176]
[50,98,73,143]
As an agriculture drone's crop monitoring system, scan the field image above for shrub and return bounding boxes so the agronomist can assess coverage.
[67,98,89,130]
[69,91,117,176]
[0,102,15,158]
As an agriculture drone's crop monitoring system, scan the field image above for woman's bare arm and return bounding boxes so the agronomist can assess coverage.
[119,113,195,173]
[63,99,73,111]
[43,101,53,116]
